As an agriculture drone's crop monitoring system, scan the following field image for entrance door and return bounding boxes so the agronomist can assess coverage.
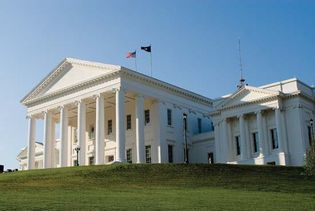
[208,152,214,164]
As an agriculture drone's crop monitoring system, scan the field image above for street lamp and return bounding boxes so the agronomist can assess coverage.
[183,113,189,164]
[74,145,80,166]
[310,119,314,145]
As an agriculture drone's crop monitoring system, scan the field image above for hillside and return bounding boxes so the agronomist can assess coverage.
[0,164,314,210]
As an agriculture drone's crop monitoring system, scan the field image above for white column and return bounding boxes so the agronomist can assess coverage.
[115,88,125,162]
[77,100,86,166]
[214,123,221,163]
[59,106,69,167]
[135,95,145,163]
[43,111,53,168]
[221,119,228,163]
[275,108,284,153]
[239,114,247,160]
[95,94,105,165]
[256,111,264,157]
[27,116,36,170]
[226,120,233,162]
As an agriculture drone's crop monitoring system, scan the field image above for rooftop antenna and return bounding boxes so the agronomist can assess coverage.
[237,39,246,89]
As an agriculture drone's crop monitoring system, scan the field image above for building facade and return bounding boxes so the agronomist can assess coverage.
[18,58,315,169]
[20,58,213,170]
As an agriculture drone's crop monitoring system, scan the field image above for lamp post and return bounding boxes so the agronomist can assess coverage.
[183,113,189,164]
[310,119,314,145]
[74,145,80,166]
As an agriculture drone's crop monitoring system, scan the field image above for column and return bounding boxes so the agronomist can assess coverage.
[43,111,53,168]
[59,106,69,167]
[221,119,228,163]
[214,123,221,163]
[275,108,284,153]
[226,120,233,162]
[115,88,125,162]
[135,95,145,163]
[239,114,247,160]
[77,100,86,165]
[95,94,105,165]
[27,116,36,170]
[256,111,264,157]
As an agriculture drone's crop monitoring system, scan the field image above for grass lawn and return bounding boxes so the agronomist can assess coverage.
[0,164,314,210]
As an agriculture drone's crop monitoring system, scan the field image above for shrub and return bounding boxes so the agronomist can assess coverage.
[304,143,315,176]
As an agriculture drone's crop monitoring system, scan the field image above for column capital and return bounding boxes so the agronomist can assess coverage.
[92,93,105,100]
[112,87,126,94]
[237,114,244,119]
[74,99,86,106]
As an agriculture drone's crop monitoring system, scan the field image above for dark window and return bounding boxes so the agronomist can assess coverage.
[89,156,94,165]
[252,132,259,153]
[89,126,95,140]
[126,149,132,163]
[145,110,150,125]
[126,114,132,130]
[208,152,214,164]
[168,145,173,163]
[73,160,78,166]
[167,109,172,126]
[108,120,113,135]
[108,155,114,162]
[145,145,151,163]
[211,122,214,131]
[271,128,278,149]
[198,118,202,133]
[308,126,312,146]
[235,136,241,155]
[267,161,276,165]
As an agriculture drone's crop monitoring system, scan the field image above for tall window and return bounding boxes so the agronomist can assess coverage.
[235,136,241,156]
[126,149,132,163]
[145,110,150,125]
[198,118,202,133]
[167,109,172,126]
[208,152,214,164]
[145,145,151,163]
[74,128,78,143]
[126,114,132,130]
[168,145,173,163]
[308,126,312,146]
[108,120,113,135]
[89,126,95,140]
[271,128,278,149]
[107,155,114,162]
[89,156,94,165]
[252,132,259,153]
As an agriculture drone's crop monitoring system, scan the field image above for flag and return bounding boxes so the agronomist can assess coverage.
[126,51,136,58]
[141,45,151,53]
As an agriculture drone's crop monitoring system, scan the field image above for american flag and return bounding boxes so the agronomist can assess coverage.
[126,51,136,58]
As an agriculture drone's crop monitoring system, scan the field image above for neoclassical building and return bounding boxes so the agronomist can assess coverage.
[19,58,213,170]
[18,58,315,169]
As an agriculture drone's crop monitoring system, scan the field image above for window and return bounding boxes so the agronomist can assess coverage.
[235,136,241,155]
[126,149,132,163]
[89,156,94,165]
[89,126,95,140]
[211,122,214,131]
[168,145,173,163]
[252,132,259,153]
[108,120,113,135]
[271,128,278,149]
[108,155,114,162]
[167,109,172,126]
[198,118,202,133]
[74,128,78,143]
[73,160,78,166]
[208,152,214,164]
[145,110,150,125]
[308,126,312,146]
[126,115,132,130]
[145,145,151,163]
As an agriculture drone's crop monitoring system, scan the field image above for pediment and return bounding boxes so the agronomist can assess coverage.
[216,86,280,109]
[21,58,121,104]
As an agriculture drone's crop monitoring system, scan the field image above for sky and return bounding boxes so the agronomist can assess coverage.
[0,0,315,169]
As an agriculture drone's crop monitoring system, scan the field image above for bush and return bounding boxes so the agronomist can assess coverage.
[304,143,315,176]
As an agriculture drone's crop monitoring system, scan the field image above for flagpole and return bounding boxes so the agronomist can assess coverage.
[150,50,153,77]
[135,51,138,72]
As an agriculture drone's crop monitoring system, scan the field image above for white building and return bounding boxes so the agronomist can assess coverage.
[18,58,315,169]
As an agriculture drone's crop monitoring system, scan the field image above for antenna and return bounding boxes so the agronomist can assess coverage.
[237,39,246,89]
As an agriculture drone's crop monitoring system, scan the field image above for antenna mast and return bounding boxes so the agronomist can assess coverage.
[237,39,246,89]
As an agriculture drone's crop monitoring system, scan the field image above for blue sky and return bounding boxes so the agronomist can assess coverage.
[0,0,315,169]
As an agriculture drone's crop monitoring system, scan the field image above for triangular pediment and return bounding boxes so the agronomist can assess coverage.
[21,58,121,104]
[216,86,281,109]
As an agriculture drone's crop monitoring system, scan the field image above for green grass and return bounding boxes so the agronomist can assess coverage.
[0,164,314,210]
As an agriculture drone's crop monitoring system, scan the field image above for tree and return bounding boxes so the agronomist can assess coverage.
[304,143,315,176]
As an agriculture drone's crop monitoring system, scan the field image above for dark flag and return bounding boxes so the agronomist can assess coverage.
[126,51,136,58]
[141,45,151,53]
